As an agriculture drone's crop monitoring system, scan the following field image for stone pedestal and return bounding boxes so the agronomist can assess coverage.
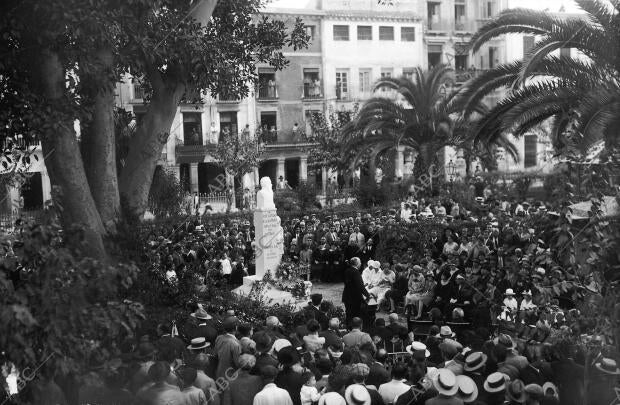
[252,208,284,279]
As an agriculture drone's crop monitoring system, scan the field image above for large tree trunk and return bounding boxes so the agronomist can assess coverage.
[34,50,106,258]
[118,83,185,218]
[81,48,120,232]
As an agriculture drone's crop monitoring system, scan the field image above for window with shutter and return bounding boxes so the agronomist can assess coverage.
[524,135,538,168]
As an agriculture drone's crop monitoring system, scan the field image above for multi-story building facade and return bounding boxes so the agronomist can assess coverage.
[4,0,580,214]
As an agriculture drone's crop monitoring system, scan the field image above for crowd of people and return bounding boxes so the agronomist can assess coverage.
[101,191,620,405]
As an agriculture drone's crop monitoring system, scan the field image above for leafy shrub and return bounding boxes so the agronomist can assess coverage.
[0,219,143,374]
[148,166,185,218]
[296,182,319,211]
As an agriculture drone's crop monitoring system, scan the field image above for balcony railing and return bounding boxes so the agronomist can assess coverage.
[2,136,40,150]
[454,19,478,32]
[427,17,451,32]
[217,94,240,103]
[257,84,278,100]
[303,83,323,99]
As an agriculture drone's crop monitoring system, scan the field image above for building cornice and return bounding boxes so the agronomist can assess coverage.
[261,8,422,23]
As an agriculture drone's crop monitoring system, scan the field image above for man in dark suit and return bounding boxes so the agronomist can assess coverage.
[319,318,344,350]
[305,293,329,330]
[342,257,370,326]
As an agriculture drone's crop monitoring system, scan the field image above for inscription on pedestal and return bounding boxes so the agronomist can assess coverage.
[254,209,284,278]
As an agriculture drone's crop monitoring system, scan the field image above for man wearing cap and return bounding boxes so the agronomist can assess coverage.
[189,306,219,346]
[222,354,263,405]
[214,317,241,380]
[426,368,462,405]
[253,331,279,373]
[254,365,293,405]
[350,363,384,404]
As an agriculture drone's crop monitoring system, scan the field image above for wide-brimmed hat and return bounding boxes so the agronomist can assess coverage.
[456,375,478,403]
[524,384,544,399]
[464,351,488,372]
[436,326,456,339]
[187,337,210,350]
[504,288,515,296]
[506,380,527,403]
[595,358,620,375]
[483,372,507,393]
[542,382,559,398]
[432,369,459,396]
[345,384,371,405]
[406,341,430,357]
[190,307,212,320]
[522,290,532,296]
[493,333,516,349]
[272,338,292,353]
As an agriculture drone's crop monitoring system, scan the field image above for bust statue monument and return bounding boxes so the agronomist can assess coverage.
[256,176,275,210]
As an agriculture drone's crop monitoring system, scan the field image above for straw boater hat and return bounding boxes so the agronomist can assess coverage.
[542,382,559,398]
[595,358,620,375]
[187,337,210,350]
[464,351,488,372]
[433,369,459,396]
[406,341,430,357]
[483,372,507,393]
[436,326,456,339]
[345,384,371,405]
[504,288,515,296]
[456,375,479,403]
[190,307,212,320]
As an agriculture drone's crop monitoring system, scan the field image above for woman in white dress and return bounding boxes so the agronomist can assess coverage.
[371,263,396,308]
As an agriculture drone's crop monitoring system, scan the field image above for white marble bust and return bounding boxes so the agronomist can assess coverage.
[256,176,275,210]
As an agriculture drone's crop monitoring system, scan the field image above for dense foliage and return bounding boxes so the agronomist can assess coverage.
[464,0,620,160]
[147,166,185,218]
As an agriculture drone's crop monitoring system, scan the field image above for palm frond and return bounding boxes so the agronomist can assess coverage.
[470,8,560,53]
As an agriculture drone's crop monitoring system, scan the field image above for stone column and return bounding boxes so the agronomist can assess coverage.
[321,166,328,195]
[41,169,52,204]
[276,157,286,182]
[395,146,405,179]
[253,167,260,189]
[190,163,199,192]
[299,156,308,183]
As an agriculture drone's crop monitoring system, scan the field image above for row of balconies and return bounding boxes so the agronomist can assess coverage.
[131,83,323,103]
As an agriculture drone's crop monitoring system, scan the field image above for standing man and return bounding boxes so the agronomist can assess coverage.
[214,317,241,380]
[342,257,370,326]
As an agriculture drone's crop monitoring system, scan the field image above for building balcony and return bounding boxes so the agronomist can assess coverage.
[217,94,240,103]
[426,18,450,33]
[303,83,323,100]
[454,19,478,33]
[257,84,278,101]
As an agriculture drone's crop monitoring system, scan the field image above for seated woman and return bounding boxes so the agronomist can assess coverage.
[370,262,396,310]
[386,265,408,313]
[302,319,325,354]
[404,266,426,317]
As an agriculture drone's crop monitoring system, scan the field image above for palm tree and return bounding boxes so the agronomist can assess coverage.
[340,65,517,178]
[462,0,620,159]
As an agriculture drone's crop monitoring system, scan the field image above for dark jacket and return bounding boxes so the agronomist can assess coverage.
[275,368,305,405]
[342,265,369,305]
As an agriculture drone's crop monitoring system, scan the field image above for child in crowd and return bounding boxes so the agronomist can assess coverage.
[300,371,322,405]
